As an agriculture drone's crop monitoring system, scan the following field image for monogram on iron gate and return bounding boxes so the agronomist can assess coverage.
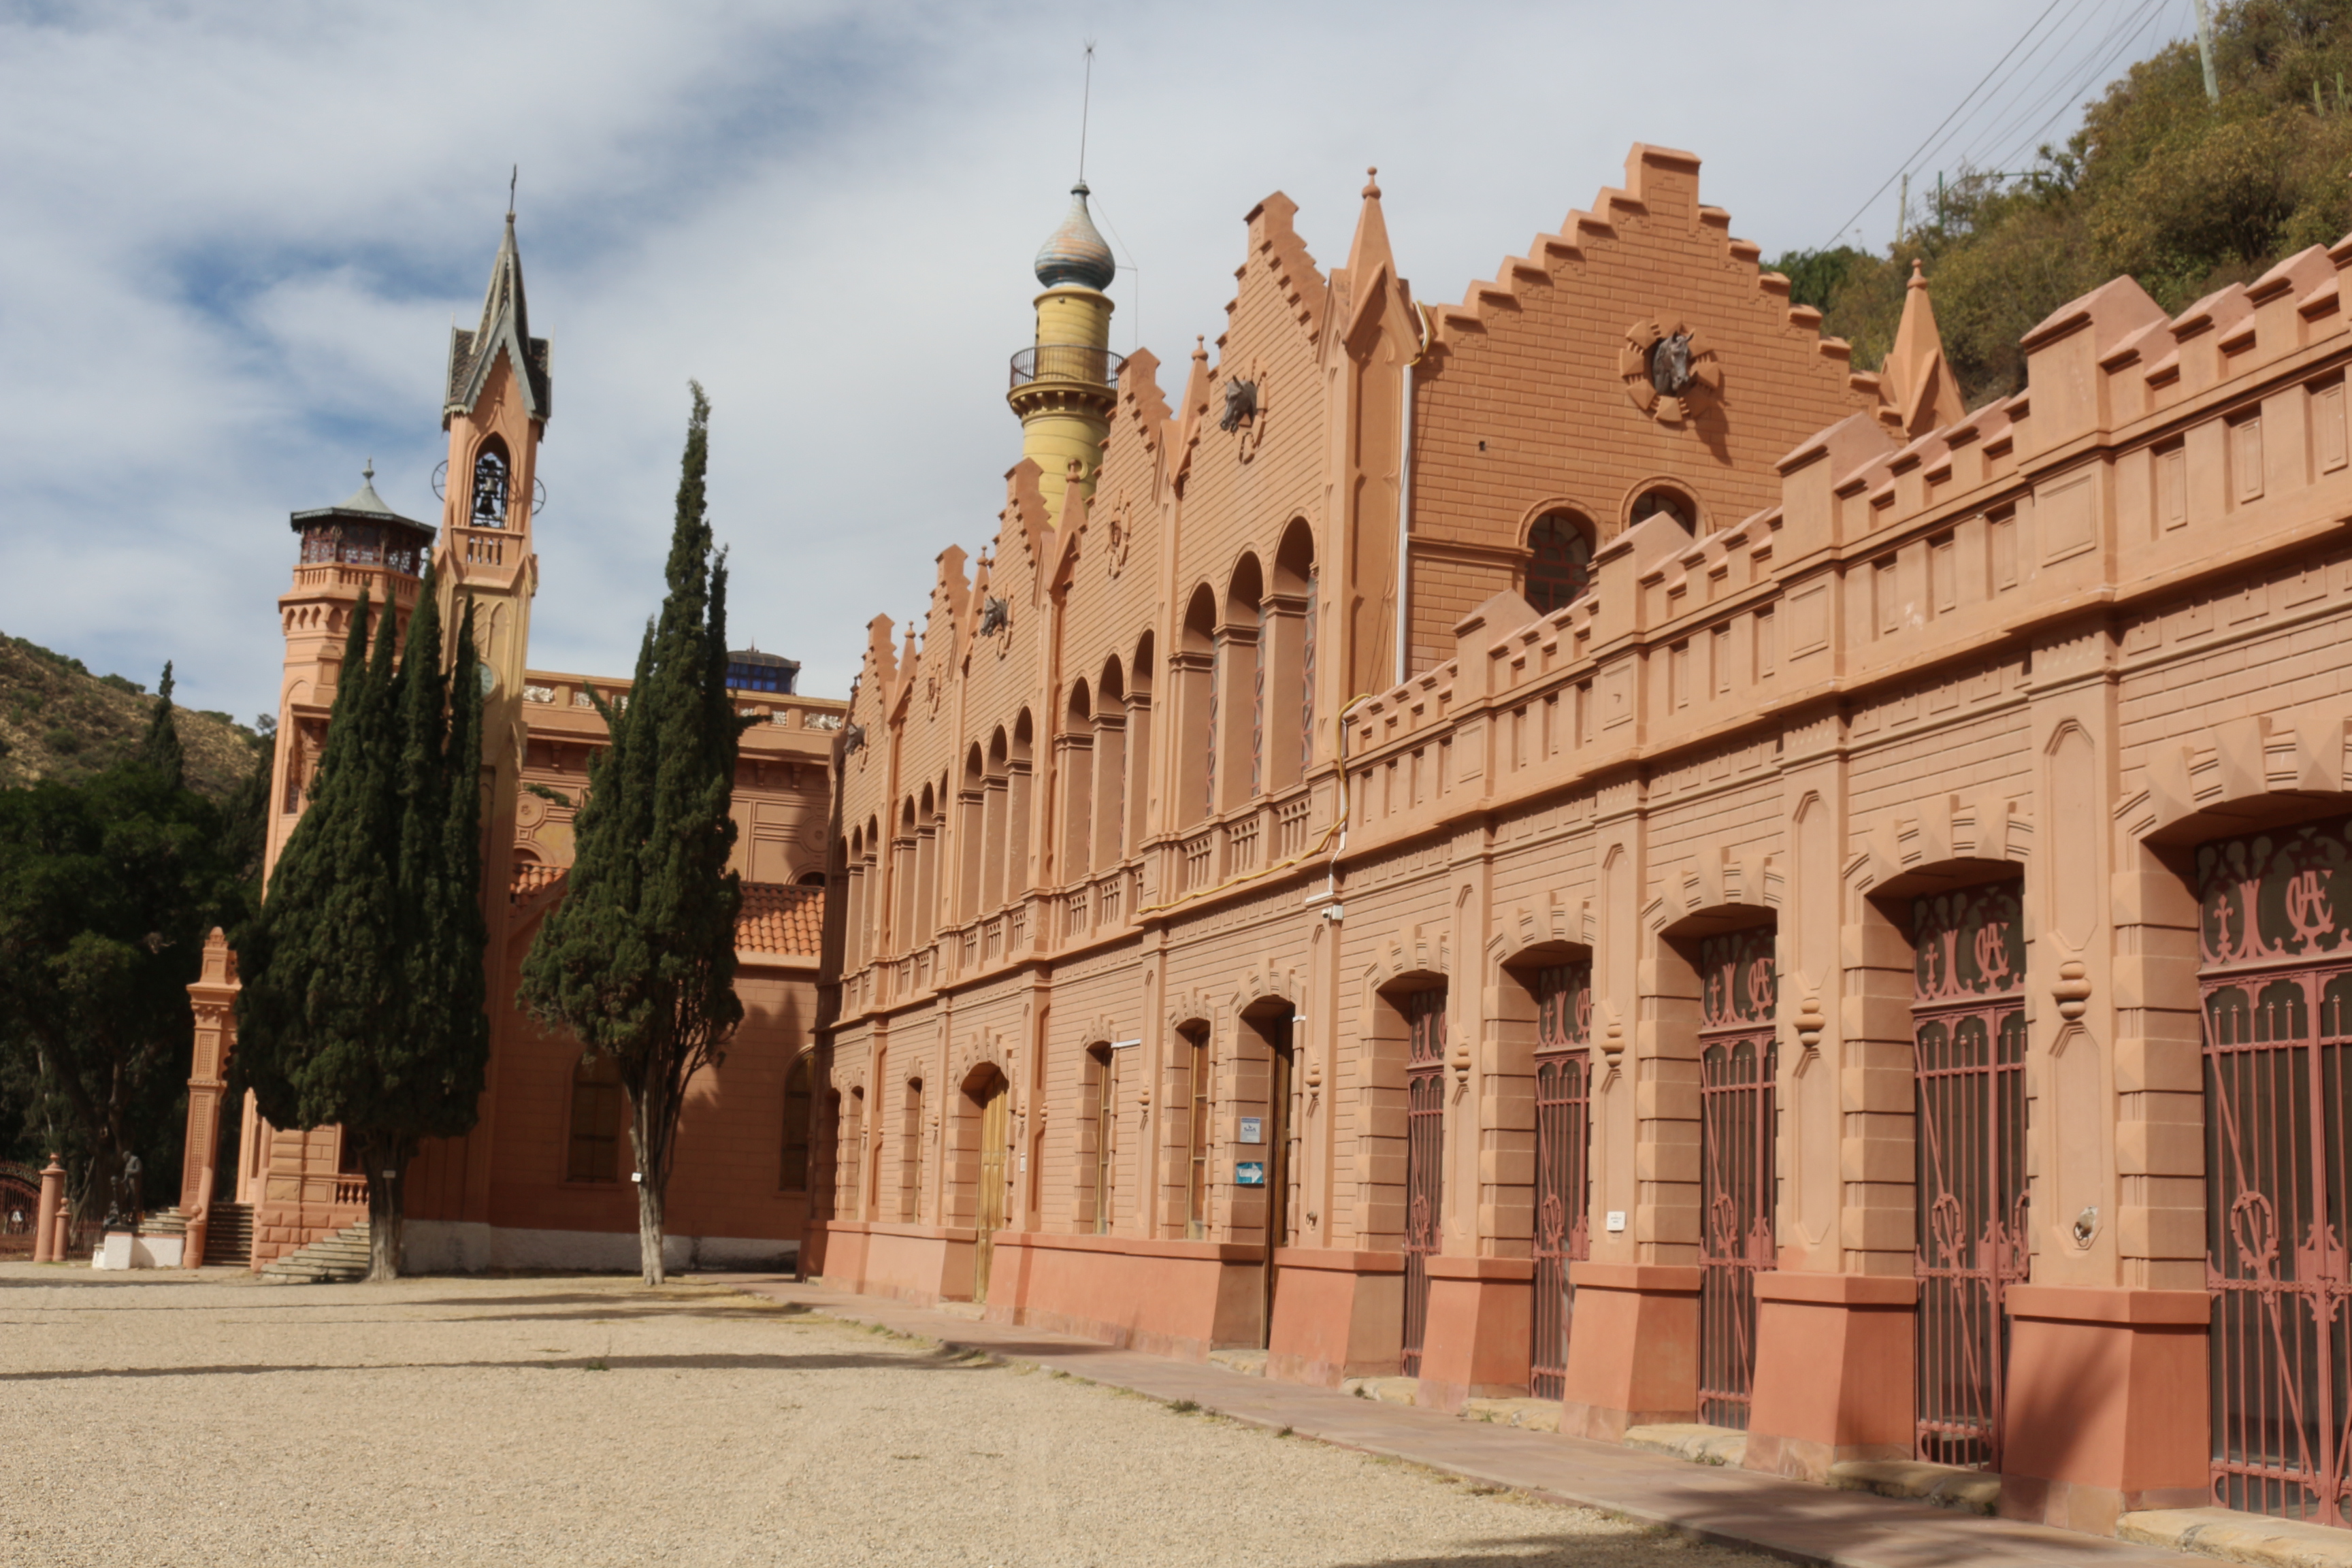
[1912,881,2028,1469]
[1699,924,1777,1430]
[1531,962,1593,1401]
[2202,813,2352,1525]
[1401,986,1447,1377]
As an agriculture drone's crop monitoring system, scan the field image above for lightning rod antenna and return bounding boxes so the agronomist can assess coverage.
[1078,41,1095,183]
[508,164,517,218]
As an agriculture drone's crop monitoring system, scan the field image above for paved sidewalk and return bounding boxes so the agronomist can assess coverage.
[725,1277,2193,1568]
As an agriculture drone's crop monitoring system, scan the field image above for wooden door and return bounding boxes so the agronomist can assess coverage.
[973,1082,1010,1303]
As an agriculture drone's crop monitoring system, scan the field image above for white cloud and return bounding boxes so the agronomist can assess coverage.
[0,0,2184,719]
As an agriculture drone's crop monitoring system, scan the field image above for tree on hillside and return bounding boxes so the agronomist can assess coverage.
[234,570,489,1281]
[1777,0,2352,406]
[519,383,745,1288]
[0,665,245,1226]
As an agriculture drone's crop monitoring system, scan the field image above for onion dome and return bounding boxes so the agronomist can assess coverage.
[1034,182,1115,291]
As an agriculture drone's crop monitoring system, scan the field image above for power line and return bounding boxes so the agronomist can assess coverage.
[1991,0,2176,169]
[1942,0,2127,171]
[1903,0,2099,190]
[1965,0,2168,173]
[1821,0,2074,247]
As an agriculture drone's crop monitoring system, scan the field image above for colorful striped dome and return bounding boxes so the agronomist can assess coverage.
[1034,182,1115,291]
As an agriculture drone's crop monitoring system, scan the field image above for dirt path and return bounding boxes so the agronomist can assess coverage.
[0,1265,1769,1567]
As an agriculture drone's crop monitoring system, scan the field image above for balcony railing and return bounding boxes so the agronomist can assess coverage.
[1010,344,1126,390]
[1273,794,1313,860]
[1182,831,1218,892]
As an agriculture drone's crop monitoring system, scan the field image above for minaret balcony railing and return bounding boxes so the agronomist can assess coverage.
[1010,344,1126,389]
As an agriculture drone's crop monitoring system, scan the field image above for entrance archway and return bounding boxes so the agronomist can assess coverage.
[1240,1000,1301,1348]
[1695,919,1776,1430]
[962,1064,1011,1303]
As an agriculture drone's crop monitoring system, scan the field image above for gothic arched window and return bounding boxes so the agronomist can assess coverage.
[1525,512,1595,615]
[470,440,511,528]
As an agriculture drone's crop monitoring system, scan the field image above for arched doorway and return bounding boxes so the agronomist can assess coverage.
[1908,880,2027,1468]
[1529,956,1593,1401]
[1241,1000,1301,1348]
[2200,811,2352,1522]
[964,1064,1012,1303]
[1398,984,1448,1376]
[1697,921,1776,1429]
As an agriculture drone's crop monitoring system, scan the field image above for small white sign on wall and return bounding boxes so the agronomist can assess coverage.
[1238,1117,1264,1145]
[1605,1210,1627,1232]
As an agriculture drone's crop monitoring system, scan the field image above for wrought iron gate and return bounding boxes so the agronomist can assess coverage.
[1911,883,2028,1468]
[2202,815,2352,1524]
[1698,926,1777,1430]
[1531,962,1593,1401]
[1402,987,1447,1377]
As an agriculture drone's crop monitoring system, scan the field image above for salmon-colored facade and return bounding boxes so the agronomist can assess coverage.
[818,142,2352,1538]
[179,217,846,1275]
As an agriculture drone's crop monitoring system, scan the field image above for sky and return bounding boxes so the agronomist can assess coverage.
[0,0,2196,722]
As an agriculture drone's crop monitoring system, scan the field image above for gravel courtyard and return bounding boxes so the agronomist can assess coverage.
[0,1266,1771,1568]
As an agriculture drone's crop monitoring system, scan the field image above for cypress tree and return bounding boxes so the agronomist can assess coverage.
[234,564,489,1281]
[521,382,744,1286]
[137,661,186,791]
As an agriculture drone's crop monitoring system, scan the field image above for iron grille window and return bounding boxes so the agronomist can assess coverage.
[1402,987,1448,1376]
[1911,883,2027,1469]
[1531,961,1593,1401]
[2200,813,2352,1524]
[1697,925,1776,1430]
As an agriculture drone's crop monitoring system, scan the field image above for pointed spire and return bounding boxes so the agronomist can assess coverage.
[446,206,551,425]
[1880,259,1965,438]
[1345,166,1396,284]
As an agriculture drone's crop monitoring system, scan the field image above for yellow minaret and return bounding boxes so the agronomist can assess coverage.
[1009,182,1118,521]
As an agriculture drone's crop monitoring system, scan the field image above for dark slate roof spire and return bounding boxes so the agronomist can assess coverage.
[444,206,553,427]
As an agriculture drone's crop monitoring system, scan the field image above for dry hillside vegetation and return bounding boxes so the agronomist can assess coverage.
[0,634,262,800]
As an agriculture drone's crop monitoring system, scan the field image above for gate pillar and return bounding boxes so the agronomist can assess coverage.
[1414,1256,1533,1411]
[1743,1271,1916,1479]
[1997,1285,2208,1534]
[1558,1261,1701,1439]
[33,1154,64,1263]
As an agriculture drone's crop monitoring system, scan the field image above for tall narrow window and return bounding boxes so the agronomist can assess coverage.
[1185,1025,1213,1239]
[1250,597,1264,797]
[1090,1045,1118,1234]
[900,1078,925,1222]
[1301,565,1318,772]
[779,1051,815,1192]
[566,1052,624,1183]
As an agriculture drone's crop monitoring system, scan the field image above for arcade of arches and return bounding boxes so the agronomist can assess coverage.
[144,141,2352,1550]
[814,140,2352,1545]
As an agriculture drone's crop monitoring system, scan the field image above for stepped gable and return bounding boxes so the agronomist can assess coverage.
[1241,192,1328,339]
[1401,142,1880,671]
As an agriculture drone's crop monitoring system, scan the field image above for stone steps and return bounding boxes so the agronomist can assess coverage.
[259,1220,372,1284]
[202,1203,253,1267]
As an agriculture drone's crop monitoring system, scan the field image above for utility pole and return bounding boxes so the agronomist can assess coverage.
[1897,171,1909,246]
[2195,0,2220,103]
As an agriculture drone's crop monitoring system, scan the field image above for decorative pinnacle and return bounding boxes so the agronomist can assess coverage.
[363,458,374,484]
[1364,166,1380,198]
